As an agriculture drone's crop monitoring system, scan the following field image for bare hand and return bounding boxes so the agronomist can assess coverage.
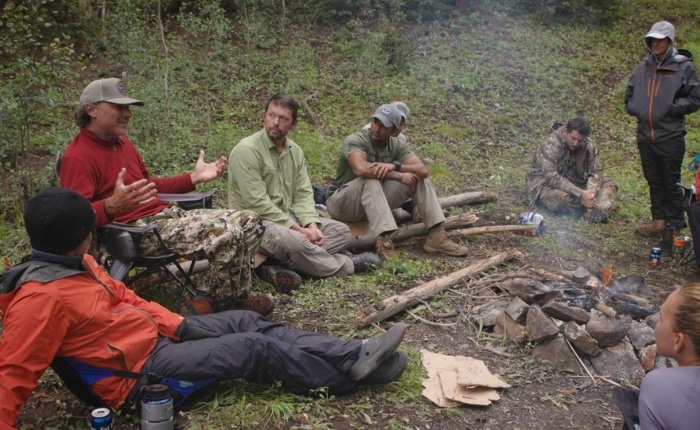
[191,150,226,185]
[104,168,158,217]
[369,162,392,179]
[580,190,596,208]
[399,172,420,186]
[295,223,325,246]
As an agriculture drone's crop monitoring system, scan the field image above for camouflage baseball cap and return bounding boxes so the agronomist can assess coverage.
[80,78,144,106]
[645,21,675,42]
[372,104,402,129]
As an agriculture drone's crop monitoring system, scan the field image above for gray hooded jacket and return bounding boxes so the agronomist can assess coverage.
[624,45,700,144]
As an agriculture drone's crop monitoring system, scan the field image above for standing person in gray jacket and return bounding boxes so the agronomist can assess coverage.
[625,20,700,241]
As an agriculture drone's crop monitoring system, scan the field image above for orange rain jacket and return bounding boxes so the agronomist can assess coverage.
[0,254,183,430]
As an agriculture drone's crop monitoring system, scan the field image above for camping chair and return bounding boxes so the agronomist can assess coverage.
[50,356,219,410]
[98,190,215,310]
[56,152,213,309]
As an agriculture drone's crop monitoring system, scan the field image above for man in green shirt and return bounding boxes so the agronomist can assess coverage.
[326,104,469,260]
[228,94,381,293]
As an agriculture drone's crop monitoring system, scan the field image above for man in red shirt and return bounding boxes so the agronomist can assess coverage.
[60,78,272,315]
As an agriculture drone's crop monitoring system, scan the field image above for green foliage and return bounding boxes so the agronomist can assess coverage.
[0,0,82,173]
[3,0,700,426]
[380,26,414,73]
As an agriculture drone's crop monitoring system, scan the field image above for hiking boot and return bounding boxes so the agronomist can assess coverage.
[349,252,382,273]
[375,234,396,261]
[362,351,409,385]
[256,265,302,294]
[636,219,665,237]
[583,207,608,223]
[178,291,215,316]
[348,322,408,382]
[423,226,469,257]
[230,294,275,317]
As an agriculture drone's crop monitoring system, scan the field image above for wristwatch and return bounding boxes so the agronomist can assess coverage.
[393,160,402,172]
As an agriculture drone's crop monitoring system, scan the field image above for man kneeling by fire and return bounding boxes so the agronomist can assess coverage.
[0,187,409,429]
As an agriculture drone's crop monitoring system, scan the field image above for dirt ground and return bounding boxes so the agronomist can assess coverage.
[7,158,696,429]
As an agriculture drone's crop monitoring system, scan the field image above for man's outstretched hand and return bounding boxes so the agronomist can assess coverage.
[191,150,226,185]
[104,168,158,219]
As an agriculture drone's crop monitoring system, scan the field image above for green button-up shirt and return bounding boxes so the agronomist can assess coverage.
[228,129,319,228]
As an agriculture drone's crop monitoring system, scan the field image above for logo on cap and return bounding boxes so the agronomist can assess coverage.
[117,81,128,96]
[382,107,391,115]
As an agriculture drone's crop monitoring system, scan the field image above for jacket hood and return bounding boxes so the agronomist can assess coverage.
[0,252,85,309]
[646,47,694,69]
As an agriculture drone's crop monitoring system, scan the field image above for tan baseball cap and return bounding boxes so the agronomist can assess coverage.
[80,78,144,106]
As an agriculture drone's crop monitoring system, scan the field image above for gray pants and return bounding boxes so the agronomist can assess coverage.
[142,311,361,395]
[259,217,353,277]
[326,177,445,239]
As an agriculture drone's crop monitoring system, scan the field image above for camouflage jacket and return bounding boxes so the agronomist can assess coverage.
[526,127,602,203]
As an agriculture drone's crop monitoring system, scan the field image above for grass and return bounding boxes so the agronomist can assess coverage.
[3,0,700,428]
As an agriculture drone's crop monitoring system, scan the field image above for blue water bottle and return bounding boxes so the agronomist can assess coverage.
[140,384,174,430]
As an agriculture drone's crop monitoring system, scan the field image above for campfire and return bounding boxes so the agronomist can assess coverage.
[469,265,662,386]
[355,251,666,388]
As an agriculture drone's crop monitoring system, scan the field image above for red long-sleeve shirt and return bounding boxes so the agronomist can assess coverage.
[60,129,195,226]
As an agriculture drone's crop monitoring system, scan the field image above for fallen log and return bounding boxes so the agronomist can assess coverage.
[448,224,537,237]
[346,213,478,250]
[392,191,496,222]
[356,249,523,327]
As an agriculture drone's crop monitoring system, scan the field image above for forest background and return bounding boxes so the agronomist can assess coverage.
[1,0,700,428]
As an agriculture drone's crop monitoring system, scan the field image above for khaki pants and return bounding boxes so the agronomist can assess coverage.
[259,217,353,277]
[326,177,445,239]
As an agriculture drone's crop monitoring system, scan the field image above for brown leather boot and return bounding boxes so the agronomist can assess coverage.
[635,219,665,237]
[424,225,469,257]
[375,234,396,261]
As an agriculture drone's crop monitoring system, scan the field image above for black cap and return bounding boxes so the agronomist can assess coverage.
[23,187,96,255]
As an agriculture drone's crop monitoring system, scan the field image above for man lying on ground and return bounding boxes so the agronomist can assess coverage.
[0,187,409,430]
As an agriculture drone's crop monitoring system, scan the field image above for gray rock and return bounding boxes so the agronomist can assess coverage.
[590,339,645,386]
[586,311,632,348]
[526,304,559,343]
[645,312,660,330]
[561,321,600,357]
[627,320,656,351]
[532,334,581,374]
[471,300,509,328]
[505,296,529,324]
[494,311,527,344]
[542,299,591,324]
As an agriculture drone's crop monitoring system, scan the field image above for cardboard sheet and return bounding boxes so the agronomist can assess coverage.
[421,349,510,407]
